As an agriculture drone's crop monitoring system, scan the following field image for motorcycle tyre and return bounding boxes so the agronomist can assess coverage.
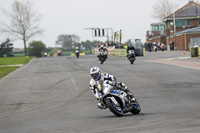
[100,57,104,64]
[130,101,141,114]
[105,98,123,117]
[129,57,134,64]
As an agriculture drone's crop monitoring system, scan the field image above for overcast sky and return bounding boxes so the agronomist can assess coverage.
[0,0,189,48]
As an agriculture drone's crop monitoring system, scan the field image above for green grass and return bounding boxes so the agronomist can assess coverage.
[13,53,25,57]
[0,57,33,78]
[0,57,33,65]
[0,66,20,78]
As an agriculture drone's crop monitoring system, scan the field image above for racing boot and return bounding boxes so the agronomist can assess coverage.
[126,91,136,103]
[116,82,136,103]
[97,101,106,109]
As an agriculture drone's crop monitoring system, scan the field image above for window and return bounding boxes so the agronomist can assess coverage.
[152,25,159,31]
[175,19,191,27]
[175,20,185,27]
[186,20,190,26]
[199,19,200,25]
[167,22,171,28]
[160,25,165,35]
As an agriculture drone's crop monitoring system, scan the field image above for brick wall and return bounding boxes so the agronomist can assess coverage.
[167,33,200,51]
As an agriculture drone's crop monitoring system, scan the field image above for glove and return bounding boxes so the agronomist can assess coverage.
[116,82,122,88]
[116,82,126,88]
[105,80,115,86]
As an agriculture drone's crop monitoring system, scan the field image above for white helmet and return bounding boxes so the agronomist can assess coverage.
[90,66,101,80]
[76,47,79,49]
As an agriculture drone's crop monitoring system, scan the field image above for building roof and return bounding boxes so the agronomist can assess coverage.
[164,2,200,21]
[175,27,200,35]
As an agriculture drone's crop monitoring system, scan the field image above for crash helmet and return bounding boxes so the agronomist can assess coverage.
[100,45,104,49]
[90,66,101,80]
[76,47,79,49]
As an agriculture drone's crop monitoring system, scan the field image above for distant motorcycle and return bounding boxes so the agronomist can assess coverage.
[95,81,141,117]
[98,51,107,64]
[128,50,135,64]
[44,52,47,57]
[75,49,80,58]
[58,51,61,56]
[153,45,157,52]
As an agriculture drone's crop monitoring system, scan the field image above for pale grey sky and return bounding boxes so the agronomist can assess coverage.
[0,0,188,48]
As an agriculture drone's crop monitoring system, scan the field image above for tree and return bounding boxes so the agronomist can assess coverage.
[1,0,43,56]
[28,41,45,57]
[74,40,102,50]
[55,34,80,49]
[152,0,178,21]
[0,38,14,57]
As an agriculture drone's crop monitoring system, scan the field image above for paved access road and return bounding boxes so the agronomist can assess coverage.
[0,51,200,133]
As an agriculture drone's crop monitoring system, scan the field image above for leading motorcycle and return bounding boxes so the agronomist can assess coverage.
[75,49,80,58]
[95,80,141,117]
[98,51,107,64]
[128,50,135,64]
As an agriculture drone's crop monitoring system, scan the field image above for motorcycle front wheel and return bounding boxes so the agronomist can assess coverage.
[129,57,134,64]
[130,101,141,114]
[105,98,123,117]
[100,57,104,64]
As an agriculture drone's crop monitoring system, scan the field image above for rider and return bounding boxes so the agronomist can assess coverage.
[75,47,80,53]
[98,45,108,60]
[89,66,136,109]
[126,44,136,60]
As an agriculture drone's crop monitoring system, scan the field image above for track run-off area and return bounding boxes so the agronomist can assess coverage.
[0,51,200,133]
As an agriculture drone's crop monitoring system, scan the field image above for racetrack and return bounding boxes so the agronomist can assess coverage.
[0,52,200,133]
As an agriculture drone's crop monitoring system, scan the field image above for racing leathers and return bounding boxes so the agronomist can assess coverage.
[89,72,135,109]
[98,48,108,60]
[127,46,136,60]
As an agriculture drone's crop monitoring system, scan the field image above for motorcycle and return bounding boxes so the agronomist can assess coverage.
[44,52,48,57]
[128,50,135,64]
[153,45,157,52]
[58,51,61,56]
[98,51,107,64]
[75,50,80,58]
[95,81,141,117]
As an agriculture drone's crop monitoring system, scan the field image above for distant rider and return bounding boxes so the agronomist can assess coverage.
[58,50,61,56]
[75,47,80,54]
[89,66,136,109]
[126,44,136,60]
[98,45,108,60]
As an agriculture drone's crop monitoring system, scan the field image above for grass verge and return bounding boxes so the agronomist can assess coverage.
[0,57,33,79]
[0,66,20,78]
[0,57,33,65]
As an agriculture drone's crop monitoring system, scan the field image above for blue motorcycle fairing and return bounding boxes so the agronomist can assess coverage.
[110,90,119,95]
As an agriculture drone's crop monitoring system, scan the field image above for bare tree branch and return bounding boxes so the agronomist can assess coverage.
[151,0,178,21]
[0,0,43,56]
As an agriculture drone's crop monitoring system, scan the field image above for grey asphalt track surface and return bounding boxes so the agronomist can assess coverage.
[0,51,200,133]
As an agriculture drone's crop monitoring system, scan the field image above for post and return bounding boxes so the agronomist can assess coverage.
[173,13,176,50]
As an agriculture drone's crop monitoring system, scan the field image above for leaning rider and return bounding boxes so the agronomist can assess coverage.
[89,66,136,109]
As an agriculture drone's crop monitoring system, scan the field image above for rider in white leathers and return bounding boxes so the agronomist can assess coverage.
[89,66,135,109]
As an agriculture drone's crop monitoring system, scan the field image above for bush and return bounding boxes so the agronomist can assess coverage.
[28,41,46,57]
